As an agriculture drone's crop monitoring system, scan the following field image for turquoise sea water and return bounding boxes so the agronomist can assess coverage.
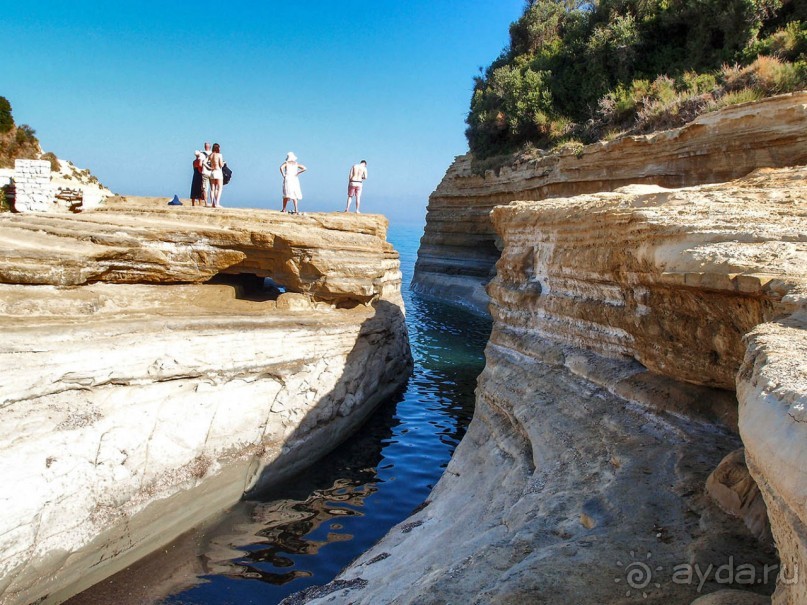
[152,223,491,605]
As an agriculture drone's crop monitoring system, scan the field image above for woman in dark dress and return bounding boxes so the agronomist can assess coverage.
[190,151,204,206]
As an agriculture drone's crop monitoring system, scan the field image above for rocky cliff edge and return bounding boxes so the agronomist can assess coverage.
[0,204,412,605]
[295,121,807,602]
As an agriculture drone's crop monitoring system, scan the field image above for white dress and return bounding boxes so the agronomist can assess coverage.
[283,161,302,200]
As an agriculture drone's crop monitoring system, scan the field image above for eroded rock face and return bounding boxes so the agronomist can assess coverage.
[413,93,807,314]
[488,167,807,390]
[706,449,772,544]
[0,206,412,605]
[292,342,774,605]
[293,167,807,605]
[0,199,402,305]
[739,317,807,605]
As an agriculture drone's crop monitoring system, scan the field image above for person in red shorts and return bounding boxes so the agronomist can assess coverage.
[344,160,367,213]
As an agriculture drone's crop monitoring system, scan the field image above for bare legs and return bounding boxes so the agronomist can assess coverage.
[202,175,210,207]
[210,179,223,208]
[344,191,361,213]
[282,198,299,213]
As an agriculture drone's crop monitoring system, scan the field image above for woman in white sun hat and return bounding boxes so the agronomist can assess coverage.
[279,152,306,214]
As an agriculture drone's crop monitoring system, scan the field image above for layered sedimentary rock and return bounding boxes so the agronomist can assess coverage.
[739,317,807,605]
[0,203,412,605]
[413,92,807,314]
[0,197,401,304]
[295,166,806,604]
[489,168,807,390]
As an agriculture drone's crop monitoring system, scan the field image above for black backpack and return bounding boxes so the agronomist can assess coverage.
[222,164,233,185]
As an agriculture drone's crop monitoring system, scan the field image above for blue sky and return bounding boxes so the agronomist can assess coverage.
[2,0,524,225]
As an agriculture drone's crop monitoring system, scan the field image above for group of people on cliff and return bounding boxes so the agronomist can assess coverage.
[190,143,368,213]
[190,142,228,208]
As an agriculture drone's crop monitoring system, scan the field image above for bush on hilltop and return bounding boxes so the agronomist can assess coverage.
[0,97,13,134]
[466,0,807,166]
[0,96,49,169]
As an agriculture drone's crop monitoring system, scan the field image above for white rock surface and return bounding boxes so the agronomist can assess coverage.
[0,208,412,605]
[739,315,807,605]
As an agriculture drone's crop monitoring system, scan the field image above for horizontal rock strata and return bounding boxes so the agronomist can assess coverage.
[488,167,807,390]
[0,198,401,305]
[413,92,807,314]
[0,204,412,605]
[295,166,806,604]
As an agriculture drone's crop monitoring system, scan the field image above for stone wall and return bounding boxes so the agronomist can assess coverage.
[12,159,54,212]
[4,159,109,213]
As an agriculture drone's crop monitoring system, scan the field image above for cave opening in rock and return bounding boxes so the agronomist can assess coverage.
[205,273,286,302]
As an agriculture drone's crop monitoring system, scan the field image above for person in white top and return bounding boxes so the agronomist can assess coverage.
[280,152,307,213]
[200,142,212,206]
[344,160,367,213]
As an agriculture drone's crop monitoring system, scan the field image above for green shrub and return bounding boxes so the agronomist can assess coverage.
[40,151,60,173]
[722,55,807,93]
[743,21,807,62]
[0,188,9,212]
[679,72,718,95]
[598,82,645,125]
[466,0,805,158]
[14,124,36,146]
[714,87,765,109]
[0,97,12,134]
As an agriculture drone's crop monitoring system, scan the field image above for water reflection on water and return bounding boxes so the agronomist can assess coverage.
[160,225,491,604]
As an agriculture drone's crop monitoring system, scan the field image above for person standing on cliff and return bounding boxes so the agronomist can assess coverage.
[200,142,213,206]
[190,150,204,206]
[208,143,226,208]
[280,152,306,214]
[344,160,367,213]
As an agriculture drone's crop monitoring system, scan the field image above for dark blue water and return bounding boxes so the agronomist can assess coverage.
[157,224,491,605]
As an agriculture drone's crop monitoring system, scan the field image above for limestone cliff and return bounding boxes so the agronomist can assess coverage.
[293,168,806,602]
[739,317,807,605]
[413,92,807,315]
[0,204,412,605]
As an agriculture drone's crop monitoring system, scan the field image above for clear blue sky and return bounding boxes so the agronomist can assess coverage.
[2,0,524,225]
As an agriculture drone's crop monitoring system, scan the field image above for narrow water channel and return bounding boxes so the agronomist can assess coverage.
[69,224,491,605]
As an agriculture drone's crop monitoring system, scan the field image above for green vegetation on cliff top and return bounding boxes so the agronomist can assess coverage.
[467,0,807,167]
[0,96,43,170]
